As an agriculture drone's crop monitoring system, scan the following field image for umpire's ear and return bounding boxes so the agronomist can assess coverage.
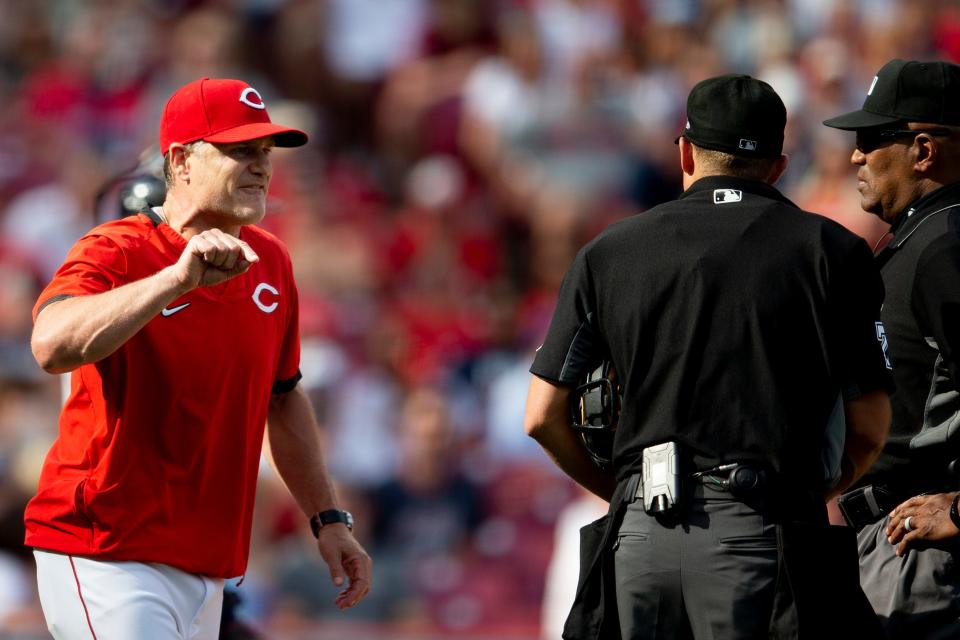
[679,136,696,178]
[765,153,789,185]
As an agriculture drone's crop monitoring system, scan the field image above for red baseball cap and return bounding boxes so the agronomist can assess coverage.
[159,77,308,155]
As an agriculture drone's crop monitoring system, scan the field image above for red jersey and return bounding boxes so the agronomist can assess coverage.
[24,211,301,578]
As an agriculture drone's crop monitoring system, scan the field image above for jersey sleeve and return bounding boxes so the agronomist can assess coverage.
[832,239,895,398]
[272,263,302,394]
[913,236,960,393]
[32,234,128,321]
[530,246,604,386]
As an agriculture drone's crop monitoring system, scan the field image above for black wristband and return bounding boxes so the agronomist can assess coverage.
[950,494,960,532]
[310,509,354,538]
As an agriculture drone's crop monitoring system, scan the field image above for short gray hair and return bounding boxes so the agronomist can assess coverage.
[693,145,781,182]
[163,141,204,187]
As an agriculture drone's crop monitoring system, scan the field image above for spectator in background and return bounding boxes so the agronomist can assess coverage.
[376,0,496,195]
[370,386,482,559]
[16,1,157,163]
[321,313,407,488]
[142,7,254,141]
[1,146,102,280]
[270,0,421,154]
[459,6,632,223]
[363,387,483,627]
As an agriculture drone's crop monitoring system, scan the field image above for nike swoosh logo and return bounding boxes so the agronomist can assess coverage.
[161,302,191,317]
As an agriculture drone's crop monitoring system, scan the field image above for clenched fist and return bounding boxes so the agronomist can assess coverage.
[171,229,260,290]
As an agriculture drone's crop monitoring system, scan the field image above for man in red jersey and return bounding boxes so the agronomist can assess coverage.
[26,77,371,639]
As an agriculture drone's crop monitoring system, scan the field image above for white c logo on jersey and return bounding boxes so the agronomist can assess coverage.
[253,283,279,313]
[239,88,266,110]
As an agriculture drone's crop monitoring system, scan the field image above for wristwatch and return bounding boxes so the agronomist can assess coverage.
[950,494,960,532]
[310,509,354,538]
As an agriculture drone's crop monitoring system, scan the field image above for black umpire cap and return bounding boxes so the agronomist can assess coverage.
[823,59,960,130]
[677,74,786,159]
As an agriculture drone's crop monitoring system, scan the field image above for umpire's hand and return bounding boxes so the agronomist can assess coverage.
[886,492,960,555]
[316,524,372,609]
[171,228,260,290]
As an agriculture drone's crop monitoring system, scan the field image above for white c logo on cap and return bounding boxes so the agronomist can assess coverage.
[253,283,279,313]
[239,88,266,110]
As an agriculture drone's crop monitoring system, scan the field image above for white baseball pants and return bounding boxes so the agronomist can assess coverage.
[34,550,224,640]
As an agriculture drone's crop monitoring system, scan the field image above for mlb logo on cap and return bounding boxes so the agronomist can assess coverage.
[739,139,758,151]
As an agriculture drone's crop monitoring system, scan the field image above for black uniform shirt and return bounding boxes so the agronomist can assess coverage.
[862,181,960,490]
[531,176,894,486]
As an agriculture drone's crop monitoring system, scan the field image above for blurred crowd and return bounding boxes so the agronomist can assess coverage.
[0,0,958,637]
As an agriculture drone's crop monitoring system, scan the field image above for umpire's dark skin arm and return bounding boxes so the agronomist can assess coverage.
[525,375,617,501]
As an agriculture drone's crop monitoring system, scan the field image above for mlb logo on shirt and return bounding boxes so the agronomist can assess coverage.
[739,139,757,151]
[713,189,742,204]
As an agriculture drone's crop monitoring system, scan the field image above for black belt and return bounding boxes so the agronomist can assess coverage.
[627,463,770,501]
[627,463,825,524]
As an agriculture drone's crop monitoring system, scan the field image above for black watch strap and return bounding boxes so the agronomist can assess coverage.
[950,494,960,532]
[310,509,354,537]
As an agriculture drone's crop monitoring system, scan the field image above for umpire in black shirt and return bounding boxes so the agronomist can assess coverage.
[825,58,960,638]
[524,75,893,639]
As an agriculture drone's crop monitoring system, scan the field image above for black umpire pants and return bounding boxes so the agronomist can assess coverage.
[613,487,780,640]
